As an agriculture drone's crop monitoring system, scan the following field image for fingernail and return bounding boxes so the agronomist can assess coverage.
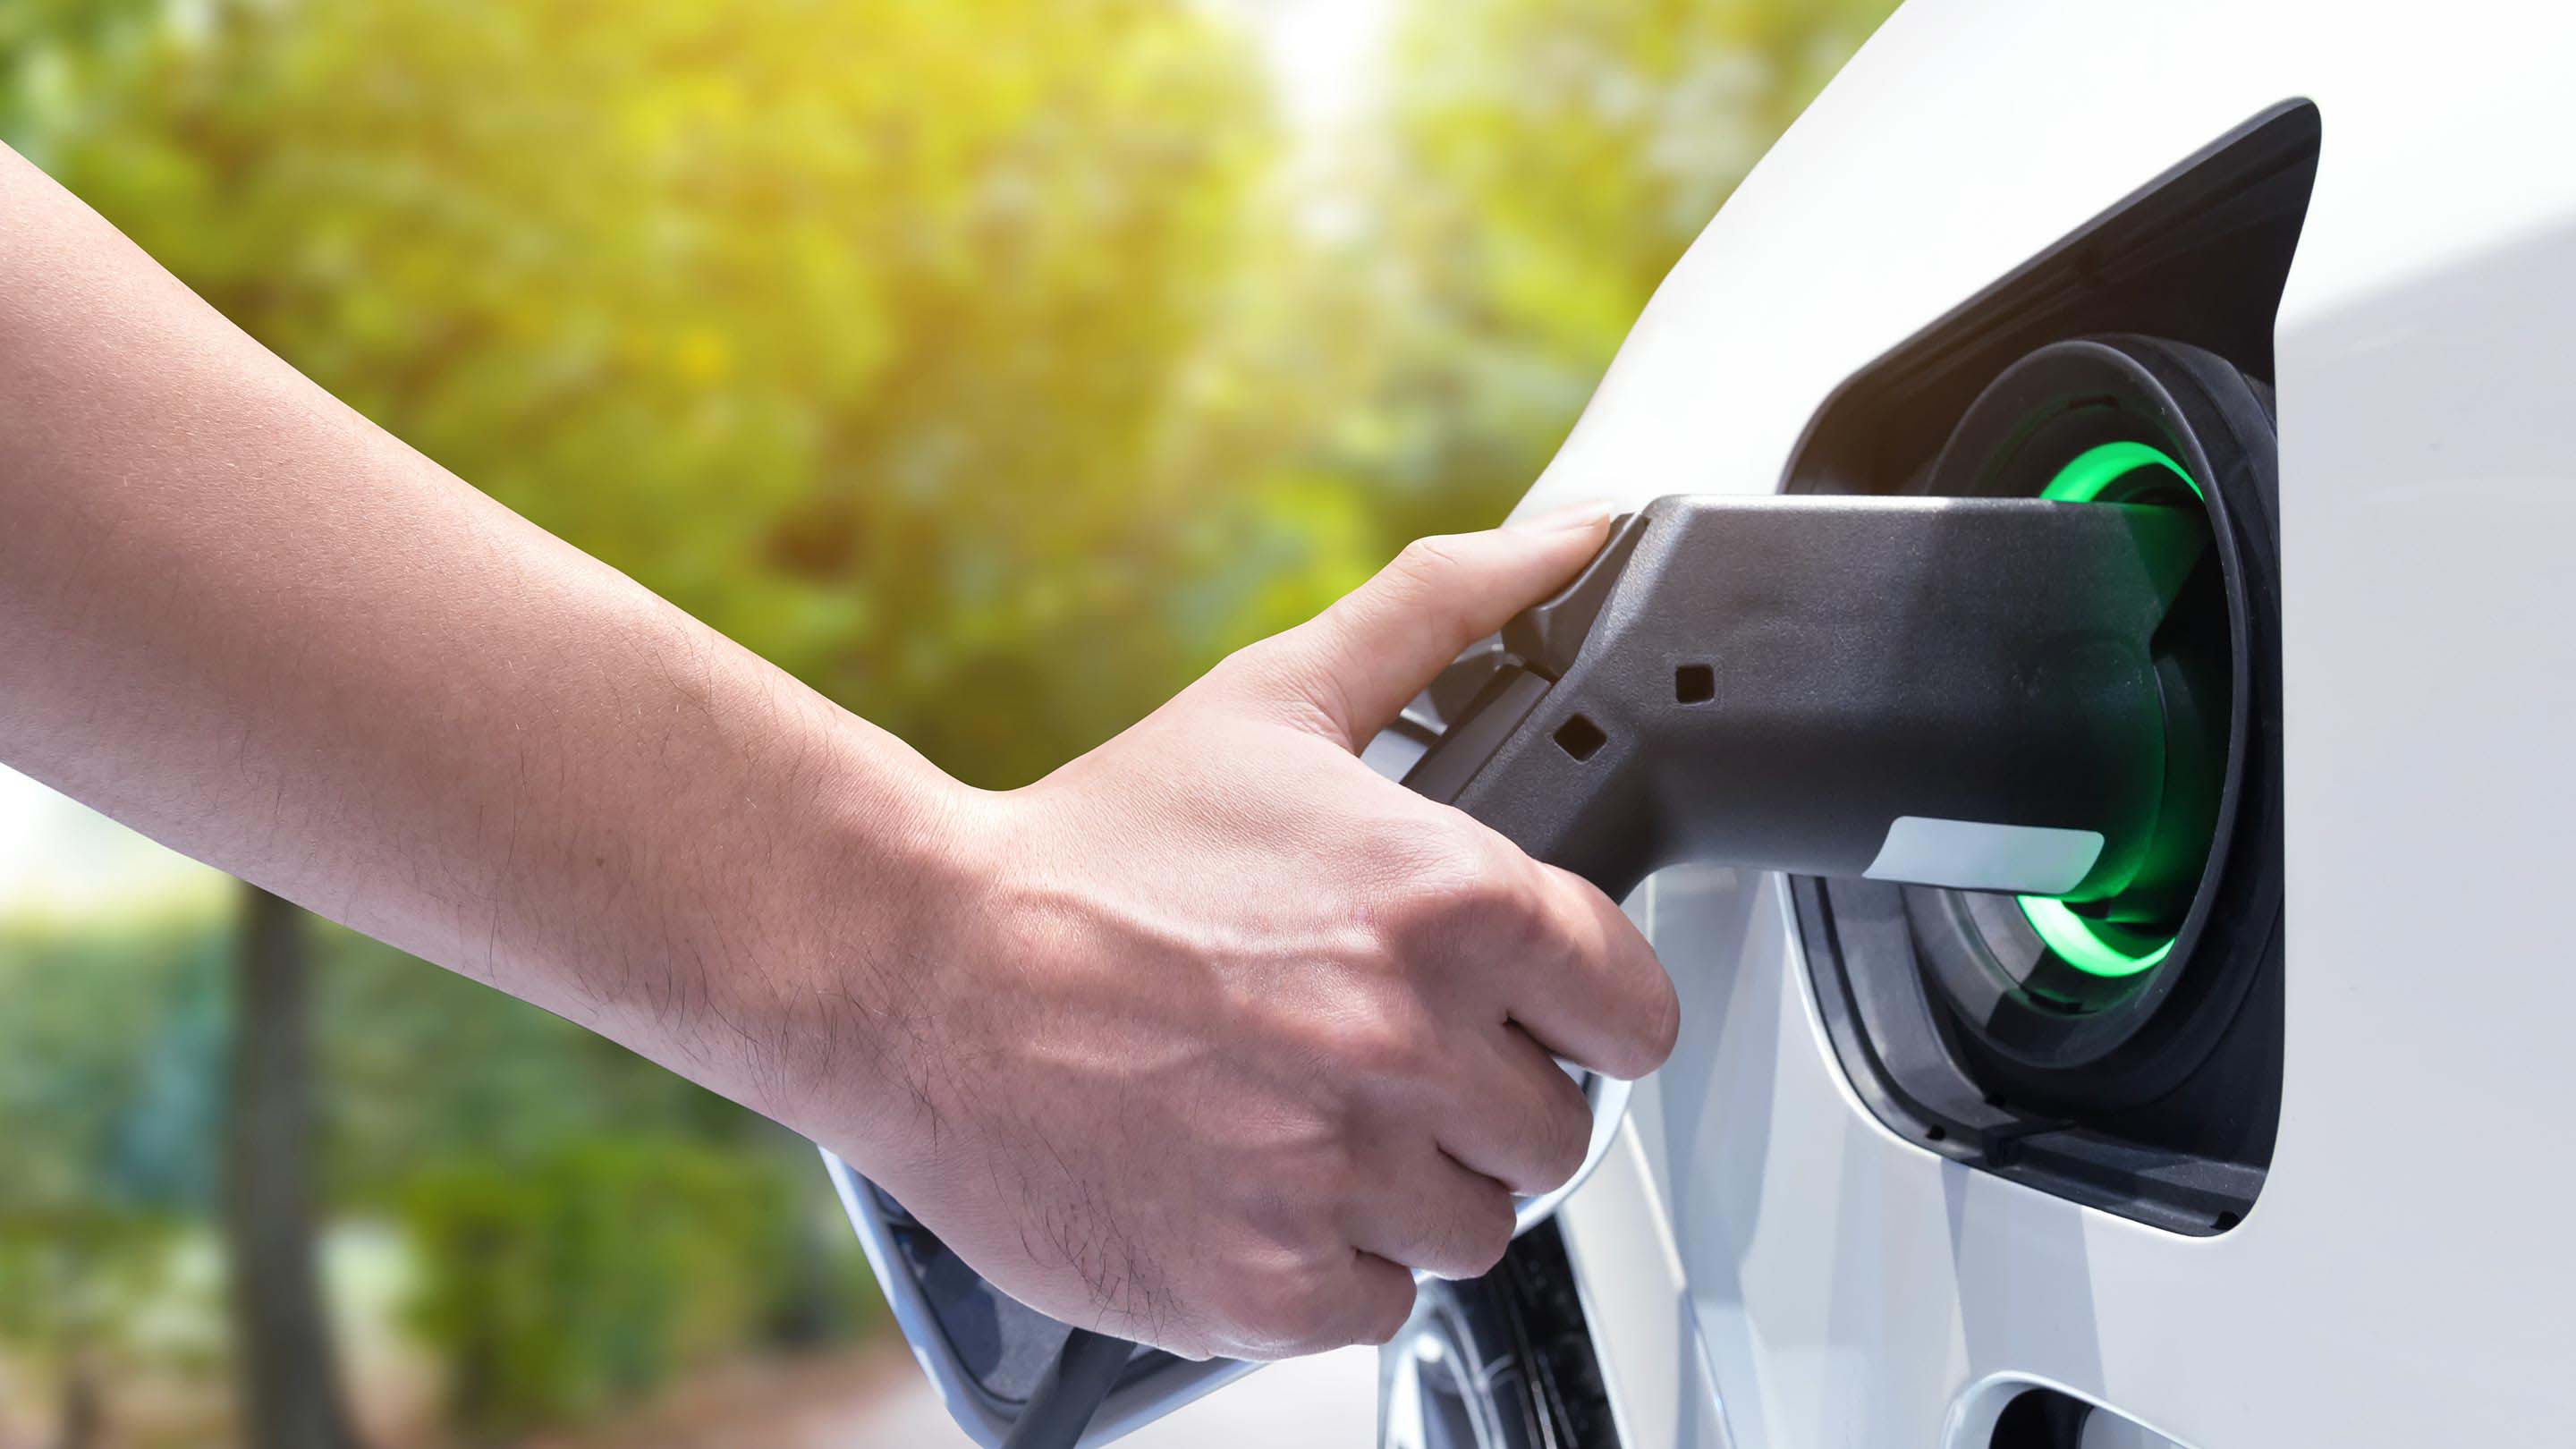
[1508,499,1616,533]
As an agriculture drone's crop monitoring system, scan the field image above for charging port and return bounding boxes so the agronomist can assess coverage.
[1784,101,2309,1233]
[1898,334,2259,1080]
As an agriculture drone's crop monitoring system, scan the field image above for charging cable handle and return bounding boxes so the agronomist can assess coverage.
[1387,493,2212,909]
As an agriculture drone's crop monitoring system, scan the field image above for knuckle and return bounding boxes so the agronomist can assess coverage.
[1380,537,1479,638]
[1264,1278,1352,1355]
[1534,1086,1594,1186]
[1211,1268,1327,1356]
[1648,973,1682,1059]
[1359,1272,1419,1347]
[1208,637,1290,694]
[1379,841,1536,948]
[1486,881,1557,957]
[1596,1036,1654,1085]
[1209,634,1346,733]
[1215,1250,1421,1356]
[1458,1191,1516,1274]
[1623,970,1682,1076]
[1583,947,1679,1080]
[1363,814,1481,881]
[1390,535,1468,591]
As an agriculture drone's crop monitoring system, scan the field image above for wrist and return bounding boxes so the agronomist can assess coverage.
[575,680,989,1147]
[720,708,996,1150]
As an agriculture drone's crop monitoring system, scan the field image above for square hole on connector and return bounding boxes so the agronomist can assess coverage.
[1554,714,1607,761]
[1675,664,1716,704]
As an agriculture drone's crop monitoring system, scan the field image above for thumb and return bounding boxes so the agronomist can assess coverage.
[1273,502,1616,750]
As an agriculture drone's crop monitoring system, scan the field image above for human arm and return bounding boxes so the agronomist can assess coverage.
[0,142,1675,1358]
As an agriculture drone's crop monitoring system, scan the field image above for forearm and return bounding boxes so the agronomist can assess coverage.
[0,145,1679,1362]
[0,143,960,1126]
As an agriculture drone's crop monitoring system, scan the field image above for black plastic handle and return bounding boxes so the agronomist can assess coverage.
[1385,493,2210,907]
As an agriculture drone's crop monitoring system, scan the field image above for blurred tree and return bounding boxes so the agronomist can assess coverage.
[1360,0,1899,529]
[315,922,882,1438]
[227,886,365,1449]
[395,1135,832,1438]
[0,916,225,1449]
[0,1212,164,1449]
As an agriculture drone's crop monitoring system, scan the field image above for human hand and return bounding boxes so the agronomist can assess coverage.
[802,508,1677,1360]
[0,140,1671,1366]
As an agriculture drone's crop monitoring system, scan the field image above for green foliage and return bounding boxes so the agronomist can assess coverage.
[1344,0,1896,535]
[0,913,225,1402]
[317,921,883,1434]
[313,922,734,1189]
[0,915,226,1215]
[398,1132,864,1436]
[10,0,1321,787]
[0,906,874,1436]
[1393,0,1897,365]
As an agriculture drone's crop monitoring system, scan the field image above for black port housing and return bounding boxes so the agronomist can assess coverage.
[1784,102,2313,1233]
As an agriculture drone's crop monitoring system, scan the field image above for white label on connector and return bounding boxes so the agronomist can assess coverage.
[1863,816,2103,895]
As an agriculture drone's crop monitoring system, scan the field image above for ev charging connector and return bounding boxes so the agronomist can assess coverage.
[1386,493,2219,912]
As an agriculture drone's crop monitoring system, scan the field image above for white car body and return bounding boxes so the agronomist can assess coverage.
[849,3,2576,1443]
[1521,1,2576,1445]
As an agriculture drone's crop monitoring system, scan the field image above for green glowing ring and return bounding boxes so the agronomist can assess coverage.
[2019,896,2174,977]
[2038,438,2202,504]
[2015,440,2202,979]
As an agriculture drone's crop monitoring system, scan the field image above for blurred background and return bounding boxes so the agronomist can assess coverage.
[0,0,1892,1444]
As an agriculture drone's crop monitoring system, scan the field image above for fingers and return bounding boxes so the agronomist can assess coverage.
[1343,1251,1420,1347]
[1430,1023,1600,1197]
[1231,1251,1419,1361]
[1367,818,1675,1083]
[1263,505,1614,748]
[1343,1146,1521,1283]
[1496,861,1680,1081]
